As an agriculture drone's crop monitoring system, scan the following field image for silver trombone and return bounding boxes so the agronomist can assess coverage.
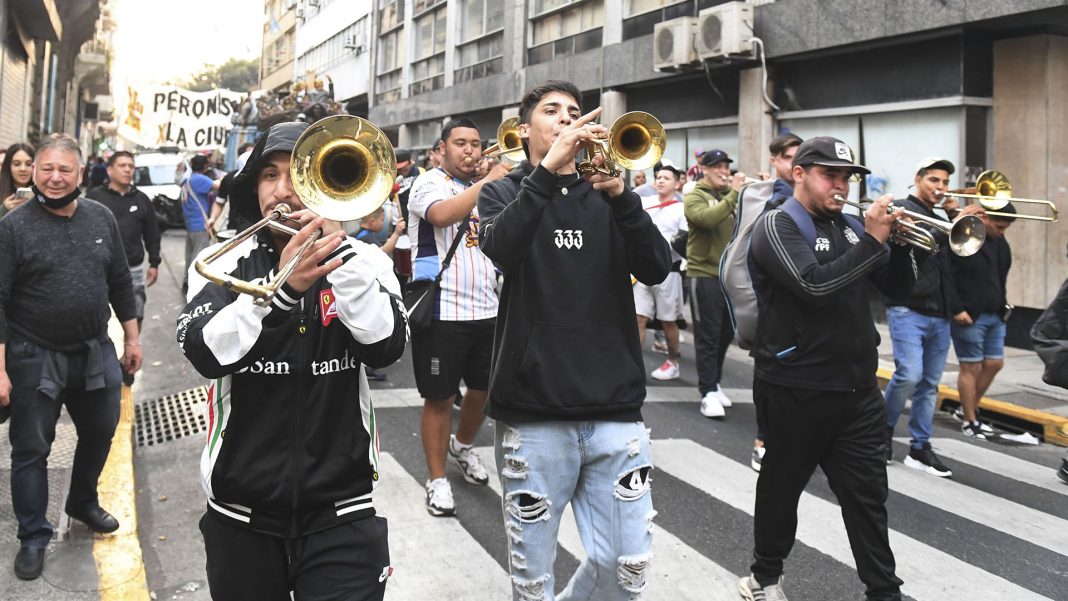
[832,195,986,257]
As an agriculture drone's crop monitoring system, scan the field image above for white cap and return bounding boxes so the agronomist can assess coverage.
[915,157,955,175]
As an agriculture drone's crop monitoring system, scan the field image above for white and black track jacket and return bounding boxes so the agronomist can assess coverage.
[177,234,407,537]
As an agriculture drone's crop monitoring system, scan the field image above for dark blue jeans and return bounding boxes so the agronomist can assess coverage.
[6,335,121,547]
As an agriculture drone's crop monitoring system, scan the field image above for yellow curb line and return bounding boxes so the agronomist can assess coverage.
[876,367,1068,447]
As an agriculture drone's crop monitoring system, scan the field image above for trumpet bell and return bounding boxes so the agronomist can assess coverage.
[609,111,666,171]
[291,115,396,223]
[948,215,986,257]
[483,116,526,162]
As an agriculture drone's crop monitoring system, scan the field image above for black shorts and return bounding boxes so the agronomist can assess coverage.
[200,511,390,601]
[411,318,495,399]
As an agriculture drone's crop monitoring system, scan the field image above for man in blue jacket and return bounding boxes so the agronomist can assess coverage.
[479,80,671,601]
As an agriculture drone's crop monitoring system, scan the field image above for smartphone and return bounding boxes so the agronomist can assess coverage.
[14,187,33,201]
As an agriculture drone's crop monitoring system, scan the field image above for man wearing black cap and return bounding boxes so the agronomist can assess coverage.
[393,148,423,221]
[684,149,746,417]
[883,157,971,478]
[742,136,914,601]
[177,122,406,600]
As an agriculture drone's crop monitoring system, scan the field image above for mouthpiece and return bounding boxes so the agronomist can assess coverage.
[833,194,846,203]
[462,156,475,166]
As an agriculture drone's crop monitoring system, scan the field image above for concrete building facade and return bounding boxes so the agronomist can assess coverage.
[267,1,1068,335]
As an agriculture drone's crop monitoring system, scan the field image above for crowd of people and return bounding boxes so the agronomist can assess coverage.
[0,76,1064,600]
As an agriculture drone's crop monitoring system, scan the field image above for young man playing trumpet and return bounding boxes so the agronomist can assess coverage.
[478,80,671,600]
[407,118,511,517]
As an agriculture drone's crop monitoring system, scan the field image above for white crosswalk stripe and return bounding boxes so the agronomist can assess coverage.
[904,437,1068,498]
[371,387,752,408]
[376,453,512,601]
[473,447,743,601]
[375,431,1064,601]
[653,439,1054,601]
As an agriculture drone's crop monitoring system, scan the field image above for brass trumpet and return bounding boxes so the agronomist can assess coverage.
[195,115,395,305]
[483,117,525,163]
[578,111,666,178]
[833,194,986,257]
[938,170,1058,222]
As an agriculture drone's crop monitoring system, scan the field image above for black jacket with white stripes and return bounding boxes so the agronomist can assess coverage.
[176,234,406,537]
[749,202,917,392]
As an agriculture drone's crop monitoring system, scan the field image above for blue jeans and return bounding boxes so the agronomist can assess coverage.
[883,307,950,449]
[6,335,122,546]
[494,420,654,601]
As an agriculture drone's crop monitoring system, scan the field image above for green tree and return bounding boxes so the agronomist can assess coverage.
[185,58,260,92]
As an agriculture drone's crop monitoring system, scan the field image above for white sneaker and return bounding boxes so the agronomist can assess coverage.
[448,436,489,485]
[651,360,680,381]
[425,477,455,517]
[751,446,766,472]
[700,391,726,418]
[714,384,733,408]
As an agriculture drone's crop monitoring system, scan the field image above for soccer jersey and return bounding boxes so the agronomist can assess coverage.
[408,168,498,321]
[641,194,687,262]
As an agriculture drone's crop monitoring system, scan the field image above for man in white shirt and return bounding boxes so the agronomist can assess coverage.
[407,118,510,517]
[635,164,688,380]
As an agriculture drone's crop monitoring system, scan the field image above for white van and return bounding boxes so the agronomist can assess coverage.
[134,149,185,229]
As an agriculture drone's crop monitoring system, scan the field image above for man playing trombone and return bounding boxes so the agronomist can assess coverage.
[176,121,406,600]
[883,158,982,477]
[743,136,916,601]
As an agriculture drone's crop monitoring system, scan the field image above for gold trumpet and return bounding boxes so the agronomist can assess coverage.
[938,170,1058,222]
[195,115,395,305]
[483,117,525,163]
[833,194,986,257]
[578,111,666,178]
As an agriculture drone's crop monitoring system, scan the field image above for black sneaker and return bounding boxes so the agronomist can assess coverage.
[1058,458,1068,485]
[885,426,895,465]
[122,371,135,386]
[903,443,952,478]
[961,421,988,439]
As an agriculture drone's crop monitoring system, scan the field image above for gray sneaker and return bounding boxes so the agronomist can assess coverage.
[739,574,788,601]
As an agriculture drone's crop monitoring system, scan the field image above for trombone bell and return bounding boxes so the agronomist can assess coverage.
[483,117,525,163]
[940,170,1058,222]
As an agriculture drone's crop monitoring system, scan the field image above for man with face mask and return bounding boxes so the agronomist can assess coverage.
[177,122,406,600]
[0,133,142,580]
[744,136,916,601]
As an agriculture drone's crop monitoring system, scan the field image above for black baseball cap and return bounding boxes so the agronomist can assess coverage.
[395,149,412,164]
[791,136,870,175]
[699,149,733,166]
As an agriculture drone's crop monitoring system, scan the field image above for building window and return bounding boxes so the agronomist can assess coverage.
[531,0,584,16]
[295,17,369,75]
[461,0,504,41]
[377,27,404,104]
[409,6,446,96]
[625,0,687,16]
[413,0,446,16]
[529,0,603,65]
[378,0,404,32]
[413,119,442,148]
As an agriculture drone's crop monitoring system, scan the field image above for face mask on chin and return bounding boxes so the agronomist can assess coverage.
[32,184,79,210]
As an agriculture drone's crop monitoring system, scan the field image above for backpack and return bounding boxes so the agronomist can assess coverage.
[1030,277,1068,389]
[718,180,862,350]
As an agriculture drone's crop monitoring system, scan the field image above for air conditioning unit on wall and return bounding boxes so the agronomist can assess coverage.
[697,1,755,60]
[652,17,697,72]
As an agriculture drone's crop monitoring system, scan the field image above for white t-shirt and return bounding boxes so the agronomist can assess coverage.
[641,194,687,262]
[407,168,499,321]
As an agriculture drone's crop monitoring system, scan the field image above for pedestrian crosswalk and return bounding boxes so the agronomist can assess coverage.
[373,396,1067,601]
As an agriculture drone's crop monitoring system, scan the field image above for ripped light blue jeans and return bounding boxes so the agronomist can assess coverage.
[494,420,655,601]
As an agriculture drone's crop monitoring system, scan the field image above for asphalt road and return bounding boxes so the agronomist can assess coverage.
[123,231,1068,601]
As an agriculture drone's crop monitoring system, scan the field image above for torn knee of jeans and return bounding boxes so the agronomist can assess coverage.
[644,509,658,534]
[502,454,528,479]
[510,549,526,570]
[502,425,521,450]
[627,437,641,457]
[505,490,551,523]
[614,465,652,501]
[506,520,523,545]
[617,553,651,595]
[513,574,549,601]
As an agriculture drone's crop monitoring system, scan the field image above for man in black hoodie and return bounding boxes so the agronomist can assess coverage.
[177,122,405,601]
[743,137,915,601]
[478,80,671,600]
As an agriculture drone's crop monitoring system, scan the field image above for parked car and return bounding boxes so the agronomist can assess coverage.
[135,149,186,230]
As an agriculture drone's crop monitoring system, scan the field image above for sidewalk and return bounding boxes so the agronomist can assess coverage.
[873,322,1068,446]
